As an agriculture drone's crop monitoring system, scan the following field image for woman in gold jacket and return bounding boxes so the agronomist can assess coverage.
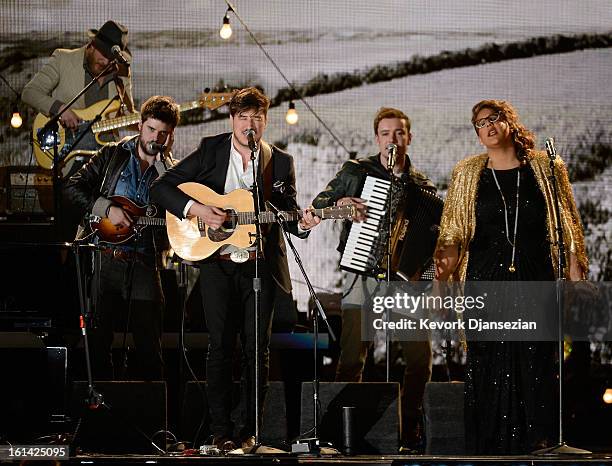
[435,100,588,454]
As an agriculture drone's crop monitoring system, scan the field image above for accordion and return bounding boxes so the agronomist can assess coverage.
[340,175,443,280]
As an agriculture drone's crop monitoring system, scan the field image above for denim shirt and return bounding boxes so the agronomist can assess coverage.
[110,137,158,254]
[113,138,158,205]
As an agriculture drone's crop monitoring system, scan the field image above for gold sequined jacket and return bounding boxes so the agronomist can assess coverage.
[435,150,588,281]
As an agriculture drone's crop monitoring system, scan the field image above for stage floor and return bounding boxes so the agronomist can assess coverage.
[24,451,612,465]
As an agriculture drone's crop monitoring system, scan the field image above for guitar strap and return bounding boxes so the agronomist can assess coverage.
[259,140,273,201]
[259,140,273,237]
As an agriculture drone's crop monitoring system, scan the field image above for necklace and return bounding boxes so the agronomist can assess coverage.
[489,164,520,273]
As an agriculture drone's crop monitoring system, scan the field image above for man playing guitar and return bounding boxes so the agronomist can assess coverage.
[22,20,134,176]
[151,87,319,452]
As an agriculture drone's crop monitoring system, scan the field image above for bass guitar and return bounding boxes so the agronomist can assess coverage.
[166,183,355,262]
[33,91,234,173]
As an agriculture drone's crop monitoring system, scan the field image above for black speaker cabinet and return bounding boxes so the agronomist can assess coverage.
[424,381,465,454]
[0,337,67,442]
[180,381,287,447]
[300,382,400,454]
[69,381,167,454]
[0,344,45,441]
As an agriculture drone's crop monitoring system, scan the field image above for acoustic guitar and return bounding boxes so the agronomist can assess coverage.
[32,91,234,173]
[166,183,355,262]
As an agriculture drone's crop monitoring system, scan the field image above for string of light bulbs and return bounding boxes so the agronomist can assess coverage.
[219,0,351,156]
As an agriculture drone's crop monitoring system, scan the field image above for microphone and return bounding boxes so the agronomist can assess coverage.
[246,129,257,152]
[146,141,165,153]
[386,143,397,170]
[544,137,557,161]
[111,45,130,66]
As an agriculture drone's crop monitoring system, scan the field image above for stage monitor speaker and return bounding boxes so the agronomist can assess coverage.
[0,346,49,441]
[0,341,66,442]
[423,381,465,454]
[180,381,287,447]
[300,382,400,454]
[69,381,167,454]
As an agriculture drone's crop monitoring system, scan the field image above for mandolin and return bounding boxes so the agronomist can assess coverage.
[89,195,165,244]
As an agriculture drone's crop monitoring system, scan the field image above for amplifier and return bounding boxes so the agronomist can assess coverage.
[0,165,54,216]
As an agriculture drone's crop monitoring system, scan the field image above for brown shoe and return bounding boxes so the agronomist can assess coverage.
[213,436,237,453]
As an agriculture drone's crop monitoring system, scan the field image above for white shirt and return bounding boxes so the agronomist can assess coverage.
[224,136,259,194]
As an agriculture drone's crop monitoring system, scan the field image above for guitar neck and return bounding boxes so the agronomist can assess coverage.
[136,216,166,226]
[92,100,202,135]
[235,207,334,225]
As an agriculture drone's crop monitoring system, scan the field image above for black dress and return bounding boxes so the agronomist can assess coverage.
[464,165,557,454]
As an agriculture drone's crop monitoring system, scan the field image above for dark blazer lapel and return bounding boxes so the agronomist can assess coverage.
[211,134,232,193]
[259,141,274,202]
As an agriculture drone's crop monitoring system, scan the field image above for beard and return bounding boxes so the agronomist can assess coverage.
[85,51,102,75]
[139,136,156,156]
[85,46,116,77]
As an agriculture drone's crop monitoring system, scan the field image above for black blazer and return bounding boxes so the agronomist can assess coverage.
[150,132,307,293]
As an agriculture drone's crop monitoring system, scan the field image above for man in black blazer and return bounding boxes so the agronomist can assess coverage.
[151,87,318,451]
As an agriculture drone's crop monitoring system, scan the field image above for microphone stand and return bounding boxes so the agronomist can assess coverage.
[532,139,590,456]
[71,240,100,410]
[175,257,189,441]
[37,60,122,239]
[383,146,397,382]
[267,202,337,455]
[244,137,265,454]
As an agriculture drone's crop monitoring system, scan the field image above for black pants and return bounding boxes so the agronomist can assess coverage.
[89,252,164,381]
[199,258,275,439]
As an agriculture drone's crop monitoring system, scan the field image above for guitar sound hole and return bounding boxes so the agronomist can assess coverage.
[207,209,237,242]
[220,208,238,232]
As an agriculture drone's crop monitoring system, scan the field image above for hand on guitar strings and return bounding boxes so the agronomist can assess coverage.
[188,203,227,230]
[57,105,81,130]
[298,208,320,230]
[108,205,133,229]
[336,196,367,222]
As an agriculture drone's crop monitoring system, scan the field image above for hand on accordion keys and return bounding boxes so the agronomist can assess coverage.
[336,196,367,222]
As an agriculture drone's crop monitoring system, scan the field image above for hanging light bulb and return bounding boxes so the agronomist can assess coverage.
[10,104,22,129]
[285,101,298,125]
[1,77,23,128]
[220,13,232,40]
[604,388,612,404]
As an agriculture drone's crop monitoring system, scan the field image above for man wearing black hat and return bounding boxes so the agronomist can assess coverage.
[22,20,134,152]
[22,20,135,239]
